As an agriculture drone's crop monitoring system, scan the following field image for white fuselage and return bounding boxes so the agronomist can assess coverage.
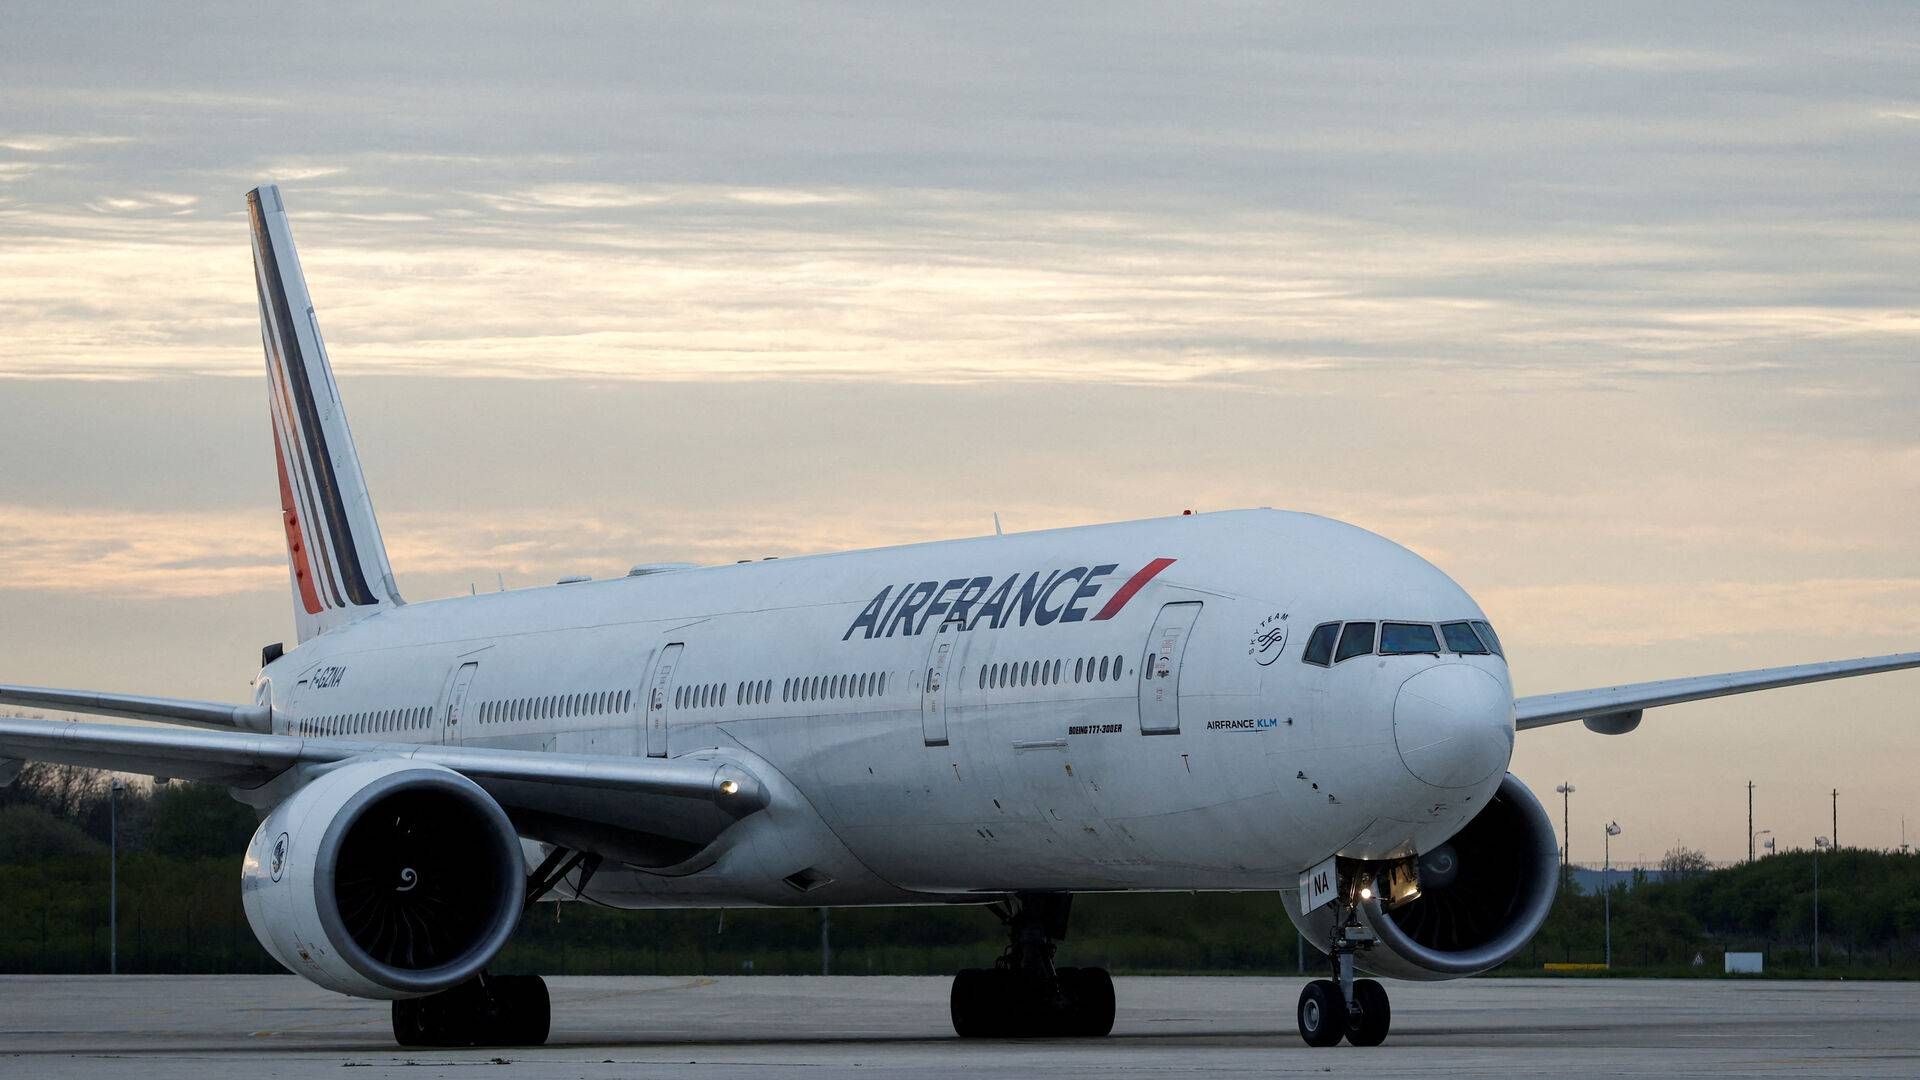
[260,509,1515,908]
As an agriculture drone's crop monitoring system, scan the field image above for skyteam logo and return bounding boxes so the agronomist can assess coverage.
[843,557,1175,641]
[1249,612,1290,665]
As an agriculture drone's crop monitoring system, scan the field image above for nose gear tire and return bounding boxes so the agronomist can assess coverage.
[1296,979,1346,1047]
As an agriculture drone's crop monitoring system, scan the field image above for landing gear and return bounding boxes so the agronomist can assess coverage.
[389,845,595,1048]
[1294,898,1392,1047]
[392,973,550,1047]
[951,893,1115,1038]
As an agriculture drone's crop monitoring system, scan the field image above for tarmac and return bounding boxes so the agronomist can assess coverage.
[3,974,1916,1079]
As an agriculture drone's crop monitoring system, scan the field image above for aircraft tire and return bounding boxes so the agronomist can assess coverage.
[951,968,1003,1037]
[1296,979,1346,1047]
[1345,978,1390,1046]
[1059,967,1115,1037]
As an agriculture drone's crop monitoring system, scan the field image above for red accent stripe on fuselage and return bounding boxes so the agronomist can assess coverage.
[1091,557,1176,620]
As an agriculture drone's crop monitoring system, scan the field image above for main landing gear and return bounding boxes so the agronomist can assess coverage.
[393,973,550,1047]
[391,845,602,1048]
[951,893,1115,1038]
[1295,899,1391,1047]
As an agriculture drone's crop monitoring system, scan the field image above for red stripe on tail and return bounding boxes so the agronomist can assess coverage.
[273,431,324,615]
[1092,557,1176,621]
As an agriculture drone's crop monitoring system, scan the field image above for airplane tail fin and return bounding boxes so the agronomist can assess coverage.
[247,184,403,642]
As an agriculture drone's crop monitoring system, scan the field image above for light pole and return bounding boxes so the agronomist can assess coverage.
[819,907,831,976]
[1555,783,1575,869]
[1604,821,1621,968]
[109,776,125,975]
[1812,836,1830,969]
[1747,780,1755,862]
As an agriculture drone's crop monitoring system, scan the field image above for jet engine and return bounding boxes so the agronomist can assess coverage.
[241,758,526,998]
[1289,772,1560,981]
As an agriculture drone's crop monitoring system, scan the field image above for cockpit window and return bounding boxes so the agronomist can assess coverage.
[1334,621,1376,663]
[1470,620,1505,658]
[1380,622,1441,655]
[1441,621,1489,655]
[1302,622,1339,666]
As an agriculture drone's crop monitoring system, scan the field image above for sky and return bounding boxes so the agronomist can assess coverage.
[2,3,1917,863]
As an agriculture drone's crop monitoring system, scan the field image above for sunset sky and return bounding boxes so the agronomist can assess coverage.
[3,3,1917,862]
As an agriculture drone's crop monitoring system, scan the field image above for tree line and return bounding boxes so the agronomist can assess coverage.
[3,765,1916,977]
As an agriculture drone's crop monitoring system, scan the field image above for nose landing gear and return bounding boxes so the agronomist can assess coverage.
[1295,899,1392,1047]
[950,893,1115,1038]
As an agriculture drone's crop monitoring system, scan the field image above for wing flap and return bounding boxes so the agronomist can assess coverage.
[1514,650,1920,731]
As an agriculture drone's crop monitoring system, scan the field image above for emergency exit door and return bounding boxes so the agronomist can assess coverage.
[1138,602,1202,735]
[643,643,684,757]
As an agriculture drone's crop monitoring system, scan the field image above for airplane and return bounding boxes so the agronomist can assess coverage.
[3,183,1916,1049]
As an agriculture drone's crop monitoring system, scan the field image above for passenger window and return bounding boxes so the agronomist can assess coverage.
[1380,622,1441,656]
[1441,621,1488,654]
[1335,622,1376,662]
[1471,620,1506,658]
[1112,654,1124,679]
[1098,656,1109,681]
[1302,622,1339,666]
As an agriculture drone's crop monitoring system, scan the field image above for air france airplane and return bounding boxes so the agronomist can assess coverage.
[3,185,1916,1049]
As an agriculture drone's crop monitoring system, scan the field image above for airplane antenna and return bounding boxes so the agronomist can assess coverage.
[469,582,476,596]
[496,572,506,593]
[992,513,1004,537]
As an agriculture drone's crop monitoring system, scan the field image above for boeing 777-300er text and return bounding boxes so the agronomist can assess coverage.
[3,185,1915,1048]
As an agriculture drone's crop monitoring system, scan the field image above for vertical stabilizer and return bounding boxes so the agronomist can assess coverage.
[248,184,403,642]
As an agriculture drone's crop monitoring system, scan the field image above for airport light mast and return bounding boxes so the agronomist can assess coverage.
[1555,783,1575,869]
[1604,821,1621,968]
[1813,836,1830,968]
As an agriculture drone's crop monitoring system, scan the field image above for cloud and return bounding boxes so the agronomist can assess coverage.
[0,134,135,153]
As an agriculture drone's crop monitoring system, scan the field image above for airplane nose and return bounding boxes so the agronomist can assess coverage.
[1393,664,1514,789]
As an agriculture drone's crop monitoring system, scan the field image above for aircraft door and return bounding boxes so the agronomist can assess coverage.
[643,643,685,758]
[921,635,959,746]
[442,661,479,743]
[1138,601,1202,735]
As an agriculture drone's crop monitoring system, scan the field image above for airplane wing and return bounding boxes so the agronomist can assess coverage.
[0,715,770,868]
[1514,650,1920,732]
[0,683,272,731]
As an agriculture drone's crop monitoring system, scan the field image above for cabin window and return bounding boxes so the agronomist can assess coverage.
[1335,622,1376,663]
[1302,622,1339,666]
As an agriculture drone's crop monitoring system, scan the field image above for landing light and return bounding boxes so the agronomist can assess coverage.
[719,779,739,796]
[1358,884,1374,901]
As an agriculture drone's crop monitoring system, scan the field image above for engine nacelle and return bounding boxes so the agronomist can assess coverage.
[1288,772,1560,981]
[242,758,526,998]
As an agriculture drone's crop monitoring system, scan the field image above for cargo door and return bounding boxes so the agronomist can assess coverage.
[1138,601,1202,735]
